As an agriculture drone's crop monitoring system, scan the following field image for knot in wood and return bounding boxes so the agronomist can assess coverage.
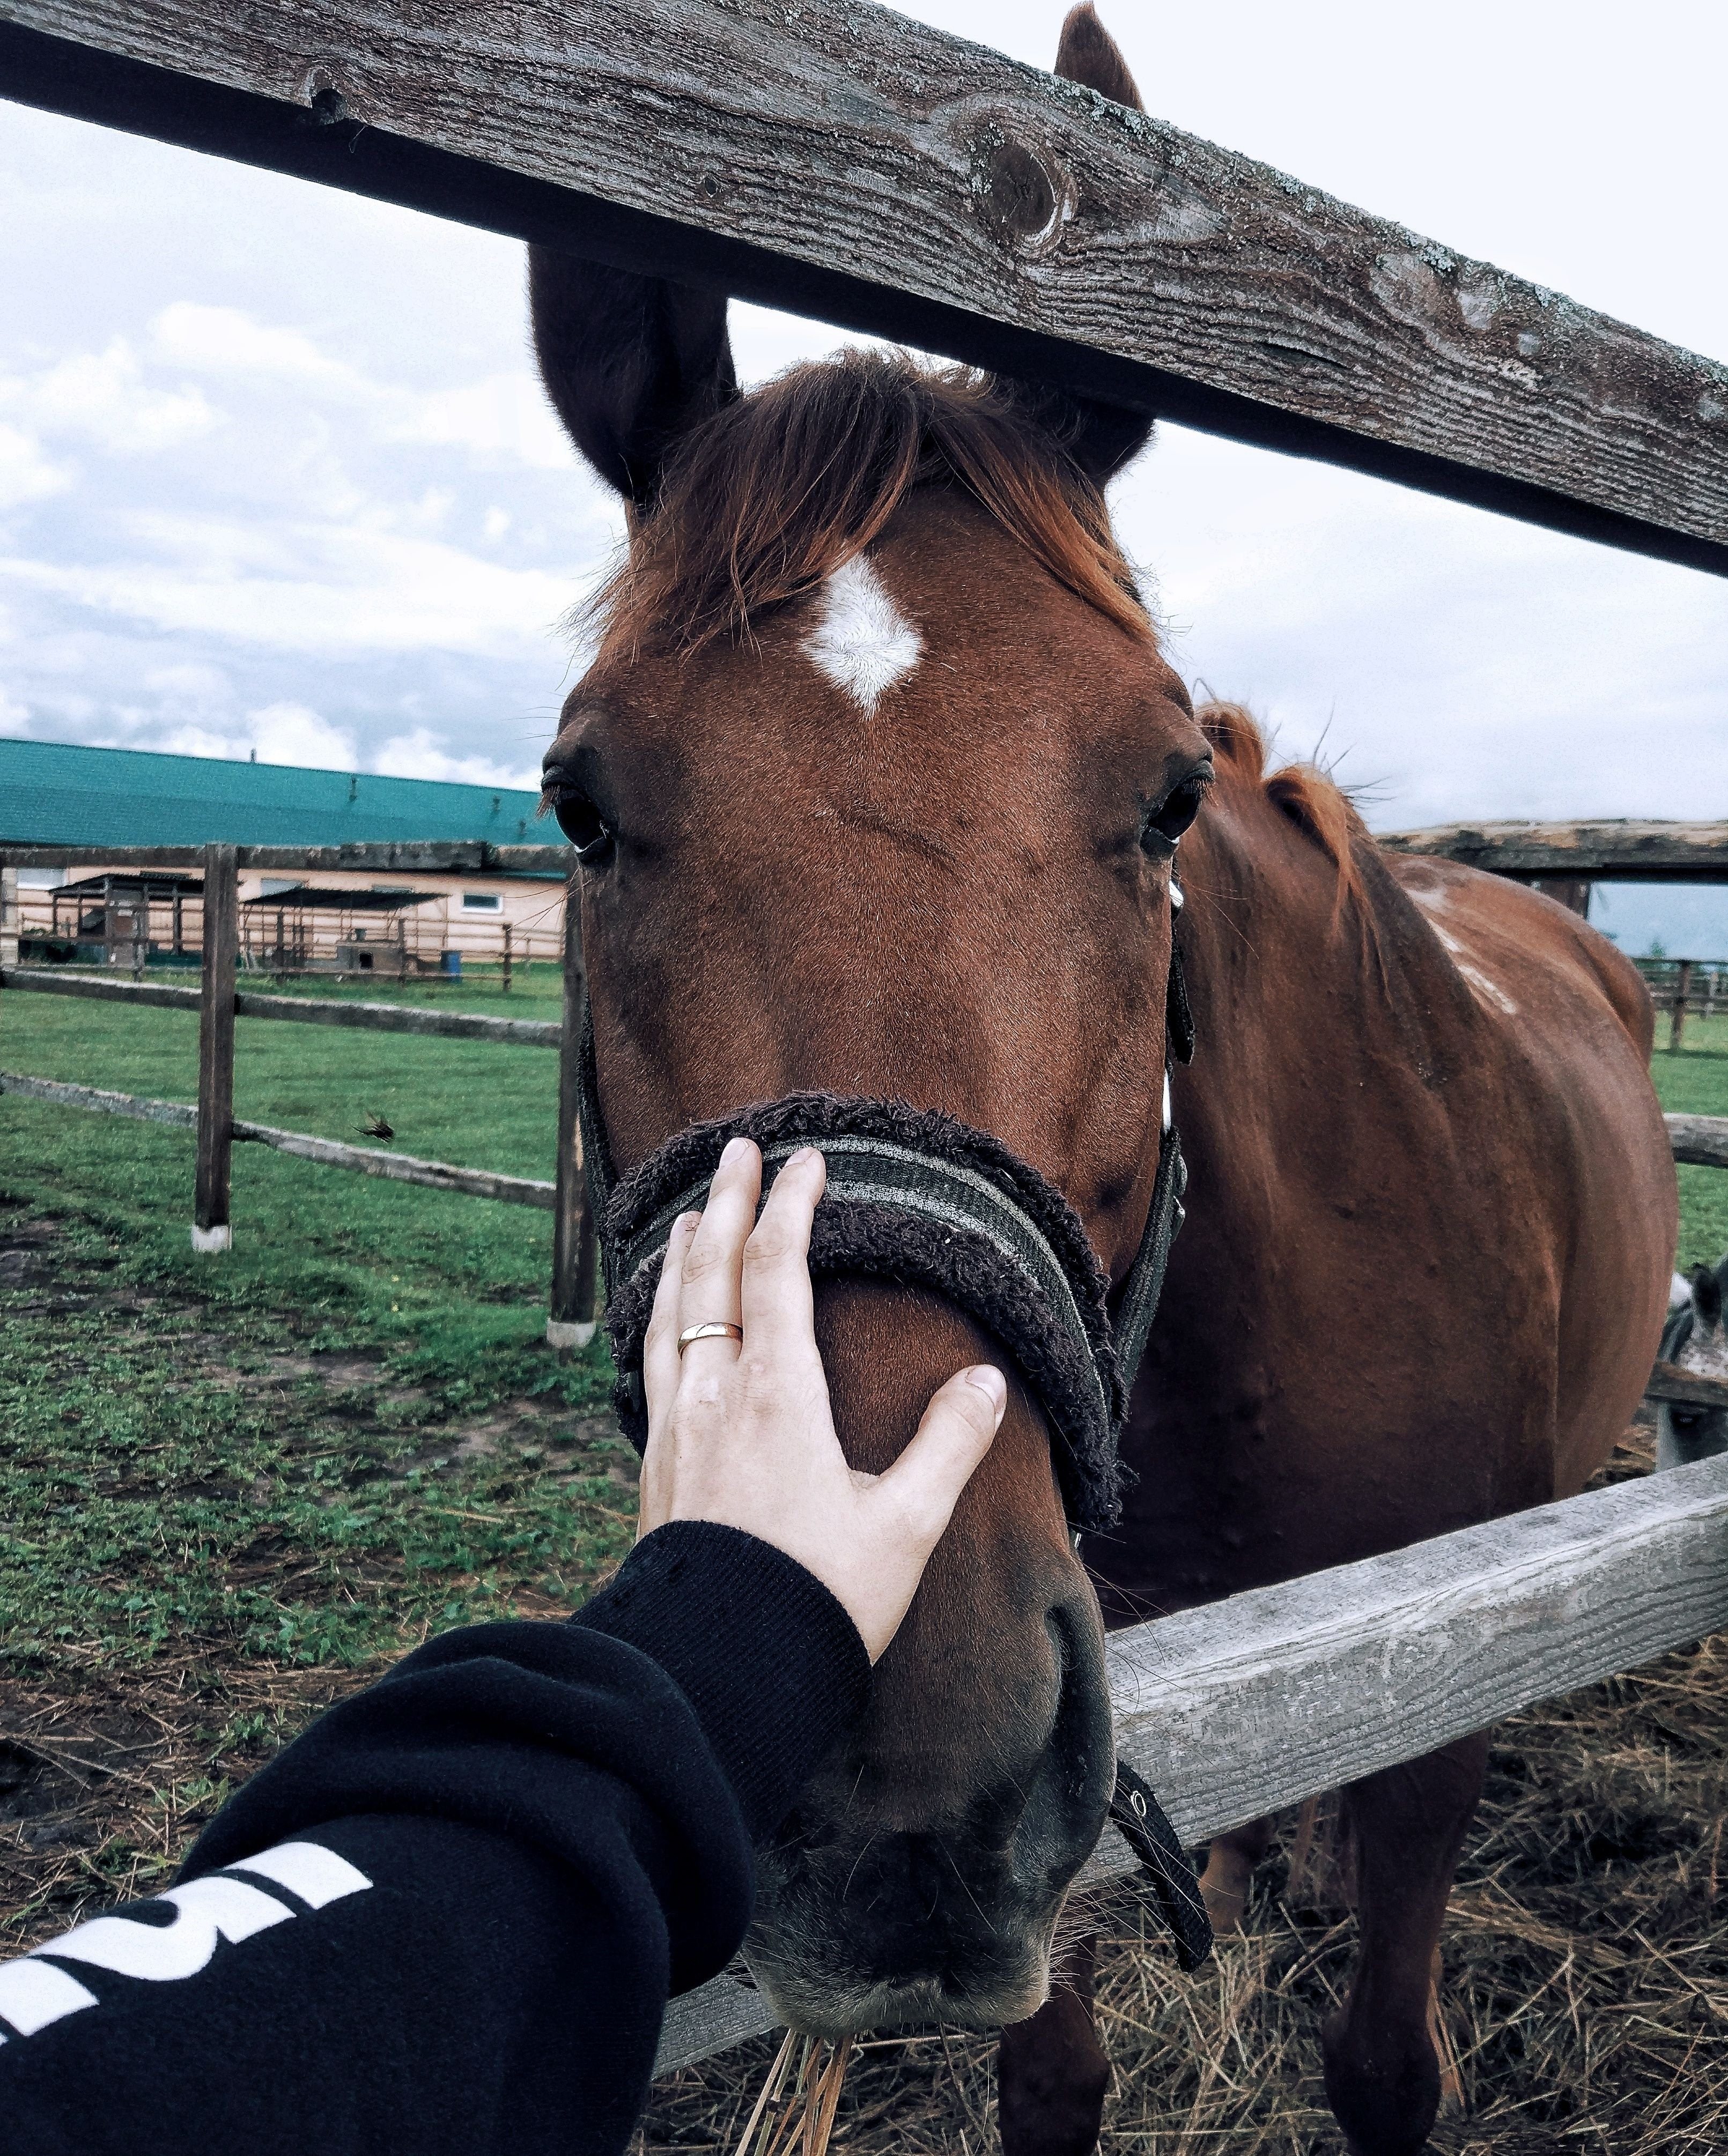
[974,132,1072,258]
[302,70,352,127]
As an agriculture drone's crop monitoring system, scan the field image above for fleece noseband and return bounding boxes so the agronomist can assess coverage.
[575,910,1192,1535]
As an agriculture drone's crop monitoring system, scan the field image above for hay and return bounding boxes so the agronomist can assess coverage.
[1,1647,371,1948]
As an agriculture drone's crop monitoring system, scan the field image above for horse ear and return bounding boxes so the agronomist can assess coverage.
[1055,2,1144,110]
[1010,8,1155,487]
[1693,1263,1723,1328]
[528,251,737,506]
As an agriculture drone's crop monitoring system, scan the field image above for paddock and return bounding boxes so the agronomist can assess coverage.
[2,0,1726,2142]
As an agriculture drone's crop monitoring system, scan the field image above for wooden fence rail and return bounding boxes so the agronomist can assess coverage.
[0,966,563,1047]
[1377,821,1728,882]
[3,3,1726,576]
[0,1070,558,1209]
[658,1448,1728,2073]
[1668,1114,1728,1170]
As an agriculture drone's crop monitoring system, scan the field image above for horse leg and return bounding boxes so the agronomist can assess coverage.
[1197,1814,1276,1935]
[997,1932,1109,2156]
[1320,1732,1488,2156]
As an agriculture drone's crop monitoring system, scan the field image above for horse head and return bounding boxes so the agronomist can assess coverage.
[1658,1257,1728,1468]
[531,9,1207,2034]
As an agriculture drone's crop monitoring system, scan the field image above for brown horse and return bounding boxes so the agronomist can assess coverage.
[529,12,1675,2148]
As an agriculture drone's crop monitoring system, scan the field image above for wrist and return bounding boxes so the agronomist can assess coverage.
[571,1521,872,1839]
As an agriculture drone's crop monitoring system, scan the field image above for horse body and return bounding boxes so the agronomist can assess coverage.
[1101,733,1673,1633]
[526,9,1676,2143]
[1040,720,1675,2154]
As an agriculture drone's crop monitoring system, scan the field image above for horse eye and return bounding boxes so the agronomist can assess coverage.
[1671,1410,1702,1433]
[1143,777,1208,849]
[548,786,613,861]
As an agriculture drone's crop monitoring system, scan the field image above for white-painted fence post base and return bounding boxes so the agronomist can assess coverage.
[190,1224,232,1254]
[546,1318,597,1351]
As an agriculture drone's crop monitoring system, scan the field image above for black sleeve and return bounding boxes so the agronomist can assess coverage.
[0,1522,870,2156]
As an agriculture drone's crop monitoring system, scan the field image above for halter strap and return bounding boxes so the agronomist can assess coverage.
[572,916,1191,1529]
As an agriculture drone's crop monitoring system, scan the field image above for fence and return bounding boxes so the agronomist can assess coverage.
[1634,959,1726,1051]
[7,871,565,986]
[4,0,1728,2086]
[0,838,597,1345]
[660,1448,1728,2071]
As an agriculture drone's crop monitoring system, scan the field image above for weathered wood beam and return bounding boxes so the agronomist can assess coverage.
[1377,821,1728,882]
[1645,1361,1728,1412]
[0,1069,556,1207]
[0,1069,197,1131]
[193,842,238,1253]
[0,968,562,1046]
[659,1450,1728,2074]
[230,1120,555,1207]
[0,842,572,873]
[2,5,1724,573]
[1667,1114,1728,1170]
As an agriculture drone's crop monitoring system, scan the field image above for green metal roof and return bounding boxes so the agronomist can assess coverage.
[0,739,545,850]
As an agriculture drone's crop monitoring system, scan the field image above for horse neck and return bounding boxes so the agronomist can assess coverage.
[1172,775,1441,1165]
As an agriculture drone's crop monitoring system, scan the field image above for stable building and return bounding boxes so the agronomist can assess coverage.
[1,738,566,975]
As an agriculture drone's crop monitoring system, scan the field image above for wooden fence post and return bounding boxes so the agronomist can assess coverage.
[0,863,17,968]
[501,921,513,995]
[547,881,596,1352]
[193,843,238,1253]
[1670,959,1694,1053]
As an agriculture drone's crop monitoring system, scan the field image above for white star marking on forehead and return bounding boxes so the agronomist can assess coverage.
[801,553,923,715]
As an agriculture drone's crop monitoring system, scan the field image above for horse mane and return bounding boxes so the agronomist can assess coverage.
[588,350,1153,657]
[1198,699,1370,917]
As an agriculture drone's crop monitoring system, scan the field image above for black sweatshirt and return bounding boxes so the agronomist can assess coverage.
[0,1522,872,2156]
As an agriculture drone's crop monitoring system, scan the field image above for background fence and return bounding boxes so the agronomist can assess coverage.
[1,839,597,1346]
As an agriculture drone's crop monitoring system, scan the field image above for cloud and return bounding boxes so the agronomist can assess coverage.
[152,700,357,769]
[0,516,577,655]
[16,340,216,454]
[385,375,574,471]
[0,421,69,510]
[371,724,541,789]
[152,303,574,472]
[152,302,355,388]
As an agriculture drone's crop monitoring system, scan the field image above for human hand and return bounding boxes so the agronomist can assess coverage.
[637,1136,1006,1662]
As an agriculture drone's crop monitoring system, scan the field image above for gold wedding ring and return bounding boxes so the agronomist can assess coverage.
[677,1321,743,1354]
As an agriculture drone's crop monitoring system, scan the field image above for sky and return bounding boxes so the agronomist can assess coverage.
[2,0,1725,951]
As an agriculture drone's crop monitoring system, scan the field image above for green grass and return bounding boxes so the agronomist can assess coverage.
[233,958,566,1018]
[0,978,630,1671]
[0,1234,632,1669]
[0,985,562,1292]
[1646,1010,1728,1269]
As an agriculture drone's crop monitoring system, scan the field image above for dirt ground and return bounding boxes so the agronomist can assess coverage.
[4,1210,1725,2152]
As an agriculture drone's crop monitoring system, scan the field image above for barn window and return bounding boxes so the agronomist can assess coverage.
[462,892,503,913]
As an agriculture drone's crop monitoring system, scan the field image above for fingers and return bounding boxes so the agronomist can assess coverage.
[876,1364,1007,1547]
[739,1146,826,1363]
[678,1136,762,1362]
[643,1211,699,1428]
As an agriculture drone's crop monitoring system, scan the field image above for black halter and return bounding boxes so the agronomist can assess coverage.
[574,889,1192,1534]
